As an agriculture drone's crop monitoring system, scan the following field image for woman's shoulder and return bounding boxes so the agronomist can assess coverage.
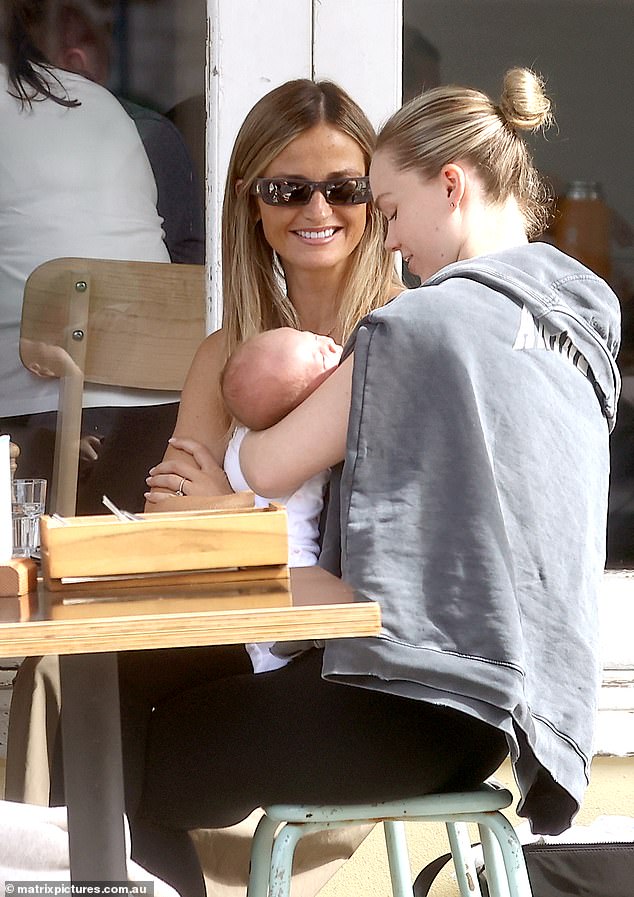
[191,328,229,373]
[184,328,231,403]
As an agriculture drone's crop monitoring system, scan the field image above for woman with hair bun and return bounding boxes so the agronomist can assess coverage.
[139,69,620,890]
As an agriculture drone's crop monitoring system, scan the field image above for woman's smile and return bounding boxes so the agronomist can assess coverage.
[293,226,340,242]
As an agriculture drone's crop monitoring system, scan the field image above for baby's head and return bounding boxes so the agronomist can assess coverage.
[221,327,343,430]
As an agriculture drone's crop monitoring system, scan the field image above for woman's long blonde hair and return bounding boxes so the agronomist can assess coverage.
[377,68,554,238]
[222,79,400,358]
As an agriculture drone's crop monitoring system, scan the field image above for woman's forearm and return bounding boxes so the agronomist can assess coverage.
[170,329,231,464]
[240,356,353,497]
[144,330,232,507]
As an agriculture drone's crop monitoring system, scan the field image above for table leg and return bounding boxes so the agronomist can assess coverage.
[59,651,128,881]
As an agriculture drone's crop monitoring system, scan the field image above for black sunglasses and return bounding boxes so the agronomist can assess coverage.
[251,176,372,206]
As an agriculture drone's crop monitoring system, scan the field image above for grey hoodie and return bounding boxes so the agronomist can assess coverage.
[319,242,621,835]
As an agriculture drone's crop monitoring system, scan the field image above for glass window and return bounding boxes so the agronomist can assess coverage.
[0,1,206,513]
[0,0,206,263]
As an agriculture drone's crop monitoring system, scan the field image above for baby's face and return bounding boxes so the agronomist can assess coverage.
[289,331,343,384]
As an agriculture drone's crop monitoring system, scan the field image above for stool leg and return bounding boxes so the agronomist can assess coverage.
[478,815,532,897]
[446,822,483,897]
[269,823,306,897]
[383,820,413,897]
[248,814,280,897]
[479,825,511,897]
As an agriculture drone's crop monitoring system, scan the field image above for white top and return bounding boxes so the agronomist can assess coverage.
[0,63,172,417]
[224,425,329,672]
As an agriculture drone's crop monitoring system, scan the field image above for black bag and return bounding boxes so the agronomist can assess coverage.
[413,839,634,897]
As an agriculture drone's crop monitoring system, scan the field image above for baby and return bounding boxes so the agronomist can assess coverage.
[221,326,343,432]
[221,327,343,673]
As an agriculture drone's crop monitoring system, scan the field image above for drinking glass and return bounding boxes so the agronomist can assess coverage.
[11,478,47,557]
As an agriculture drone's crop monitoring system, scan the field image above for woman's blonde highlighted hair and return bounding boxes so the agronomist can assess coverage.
[377,67,554,238]
[222,79,399,357]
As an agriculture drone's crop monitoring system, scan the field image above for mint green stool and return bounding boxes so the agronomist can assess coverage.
[247,784,532,897]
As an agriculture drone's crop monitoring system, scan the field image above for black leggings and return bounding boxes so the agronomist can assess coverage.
[131,648,508,897]
[50,644,253,894]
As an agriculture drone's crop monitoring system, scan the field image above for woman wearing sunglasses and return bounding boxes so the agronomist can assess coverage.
[144,78,400,505]
[137,68,621,891]
[8,78,399,897]
[120,80,400,895]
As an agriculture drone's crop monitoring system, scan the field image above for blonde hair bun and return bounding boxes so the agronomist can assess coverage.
[498,67,552,132]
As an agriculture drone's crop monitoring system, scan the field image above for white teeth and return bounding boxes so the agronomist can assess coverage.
[296,228,336,240]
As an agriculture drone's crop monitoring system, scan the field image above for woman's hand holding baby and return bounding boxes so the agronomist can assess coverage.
[144,437,232,505]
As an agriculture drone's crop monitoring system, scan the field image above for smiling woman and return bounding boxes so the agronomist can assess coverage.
[5,77,401,897]
[144,78,401,504]
[252,124,368,287]
[113,79,400,896]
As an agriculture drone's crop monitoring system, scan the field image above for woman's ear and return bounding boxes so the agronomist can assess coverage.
[441,163,467,209]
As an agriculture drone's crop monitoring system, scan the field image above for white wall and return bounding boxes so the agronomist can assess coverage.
[313,0,401,132]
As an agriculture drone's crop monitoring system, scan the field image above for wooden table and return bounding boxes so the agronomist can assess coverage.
[0,566,380,882]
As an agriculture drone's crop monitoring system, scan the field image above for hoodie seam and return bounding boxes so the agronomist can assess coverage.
[375,632,526,676]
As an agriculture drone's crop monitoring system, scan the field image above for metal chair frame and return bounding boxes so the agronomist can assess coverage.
[247,785,533,897]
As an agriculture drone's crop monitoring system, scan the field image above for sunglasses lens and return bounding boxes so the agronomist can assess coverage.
[327,178,371,205]
[256,180,312,205]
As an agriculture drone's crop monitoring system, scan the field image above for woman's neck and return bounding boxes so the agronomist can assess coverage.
[458,196,529,262]
[284,267,344,337]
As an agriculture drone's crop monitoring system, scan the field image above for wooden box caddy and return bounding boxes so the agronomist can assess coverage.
[40,504,289,593]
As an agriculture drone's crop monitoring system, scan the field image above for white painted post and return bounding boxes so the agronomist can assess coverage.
[205,0,312,332]
[312,0,402,132]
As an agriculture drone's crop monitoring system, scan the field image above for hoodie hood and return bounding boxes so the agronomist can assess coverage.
[426,242,622,429]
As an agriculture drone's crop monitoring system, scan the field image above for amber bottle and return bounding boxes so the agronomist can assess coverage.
[552,181,611,281]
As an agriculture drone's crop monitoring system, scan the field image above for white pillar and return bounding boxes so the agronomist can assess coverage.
[205,0,402,332]
[312,0,402,132]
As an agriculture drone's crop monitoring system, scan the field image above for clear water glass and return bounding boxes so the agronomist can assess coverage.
[11,477,47,557]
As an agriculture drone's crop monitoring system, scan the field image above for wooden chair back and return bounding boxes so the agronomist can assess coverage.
[20,258,206,515]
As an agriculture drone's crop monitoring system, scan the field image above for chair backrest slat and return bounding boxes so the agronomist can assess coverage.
[20,258,206,514]
[21,258,206,391]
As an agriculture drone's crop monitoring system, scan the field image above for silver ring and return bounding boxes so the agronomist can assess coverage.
[176,477,186,496]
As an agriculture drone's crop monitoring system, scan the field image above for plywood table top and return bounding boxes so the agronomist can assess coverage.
[0,565,380,657]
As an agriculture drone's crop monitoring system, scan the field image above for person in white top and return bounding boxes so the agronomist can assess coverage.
[0,0,175,514]
[221,327,342,672]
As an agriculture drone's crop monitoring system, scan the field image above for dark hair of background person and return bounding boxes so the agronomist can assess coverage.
[7,0,82,106]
